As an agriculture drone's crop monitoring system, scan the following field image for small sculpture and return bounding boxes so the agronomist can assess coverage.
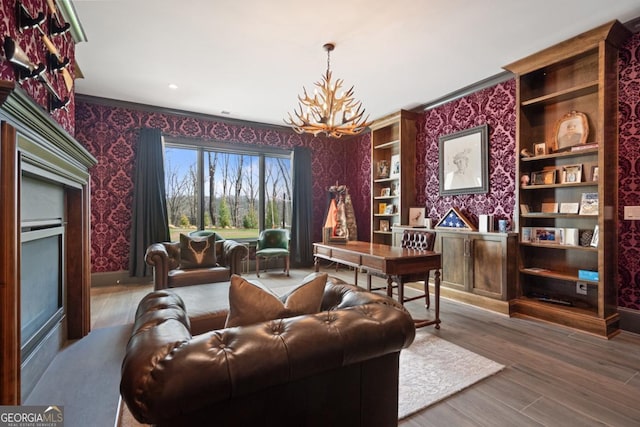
[520,174,530,187]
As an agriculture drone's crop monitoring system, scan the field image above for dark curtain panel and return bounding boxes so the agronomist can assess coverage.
[291,146,313,267]
[129,128,170,277]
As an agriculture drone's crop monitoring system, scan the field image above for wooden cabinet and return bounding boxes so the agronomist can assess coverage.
[431,230,517,314]
[370,110,417,245]
[504,21,629,338]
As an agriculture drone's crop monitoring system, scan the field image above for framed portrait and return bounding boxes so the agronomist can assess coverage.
[390,154,400,178]
[531,169,556,185]
[384,204,395,215]
[380,187,391,197]
[378,202,387,214]
[561,164,582,184]
[553,111,589,152]
[376,160,389,179]
[534,142,547,156]
[439,124,489,196]
[591,166,599,182]
[379,220,390,232]
[409,207,426,227]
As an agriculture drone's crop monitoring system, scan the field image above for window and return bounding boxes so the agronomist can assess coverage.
[164,139,292,241]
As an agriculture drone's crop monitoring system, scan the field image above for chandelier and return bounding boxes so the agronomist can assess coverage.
[285,43,371,138]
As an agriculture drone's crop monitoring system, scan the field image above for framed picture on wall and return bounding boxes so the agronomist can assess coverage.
[439,124,489,196]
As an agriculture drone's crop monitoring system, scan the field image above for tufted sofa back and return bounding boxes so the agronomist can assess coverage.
[121,278,416,426]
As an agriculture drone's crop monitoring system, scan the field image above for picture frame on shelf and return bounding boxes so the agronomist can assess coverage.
[520,204,530,214]
[541,202,558,213]
[378,203,387,214]
[377,160,389,179]
[591,166,599,182]
[379,220,390,232]
[590,224,599,247]
[561,164,582,184]
[521,227,532,243]
[579,192,598,215]
[534,227,563,244]
[534,142,546,156]
[392,182,399,195]
[380,187,391,197]
[384,204,395,215]
[408,207,426,227]
[559,202,579,214]
[439,124,489,196]
[531,169,556,185]
[389,154,400,178]
[553,111,589,152]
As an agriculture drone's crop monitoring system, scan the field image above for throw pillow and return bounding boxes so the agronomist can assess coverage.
[179,233,217,269]
[225,272,328,328]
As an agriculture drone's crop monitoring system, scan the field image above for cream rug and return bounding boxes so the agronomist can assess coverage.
[118,331,503,425]
[398,331,504,419]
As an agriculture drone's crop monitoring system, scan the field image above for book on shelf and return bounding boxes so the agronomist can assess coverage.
[570,142,599,152]
[579,192,598,215]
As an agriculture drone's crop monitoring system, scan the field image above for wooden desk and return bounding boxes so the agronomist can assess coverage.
[313,241,441,329]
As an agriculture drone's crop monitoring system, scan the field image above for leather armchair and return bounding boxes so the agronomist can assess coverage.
[145,233,248,290]
[121,278,416,427]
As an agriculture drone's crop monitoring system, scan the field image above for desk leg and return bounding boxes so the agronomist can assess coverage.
[434,269,440,329]
[386,276,393,297]
[414,269,441,329]
[314,257,319,272]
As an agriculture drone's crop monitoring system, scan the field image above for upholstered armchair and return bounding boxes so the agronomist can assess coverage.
[145,232,248,290]
[255,228,290,277]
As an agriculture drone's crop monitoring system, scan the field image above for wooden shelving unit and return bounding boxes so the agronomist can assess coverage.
[504,20,630,338]
[369,110,417,245]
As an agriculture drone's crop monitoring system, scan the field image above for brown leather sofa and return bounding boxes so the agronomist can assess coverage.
[145,233,248,290]
[120,277,416,427]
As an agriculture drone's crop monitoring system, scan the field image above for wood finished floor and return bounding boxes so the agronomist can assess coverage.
[92,266,640,426]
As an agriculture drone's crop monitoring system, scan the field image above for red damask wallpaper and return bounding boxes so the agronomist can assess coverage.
[415,79,517,226]
[0,0,75,133]
[74,101,361,273]
[618,32,640,311]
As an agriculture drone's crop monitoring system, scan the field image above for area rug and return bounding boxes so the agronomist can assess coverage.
[118,331,503,425]
[398,331,504,419]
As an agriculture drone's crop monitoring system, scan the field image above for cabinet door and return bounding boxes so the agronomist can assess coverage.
[470,237,506,299]
[436,232,469,291]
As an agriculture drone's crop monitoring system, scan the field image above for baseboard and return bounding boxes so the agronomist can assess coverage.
[91,271,152,287]
[619,307,640,335]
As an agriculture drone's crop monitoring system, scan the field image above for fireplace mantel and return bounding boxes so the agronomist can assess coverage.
[0,81,96,404]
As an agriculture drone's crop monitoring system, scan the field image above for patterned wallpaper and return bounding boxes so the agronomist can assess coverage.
[415,79,517,227]
[74,101,352,272]
[0,0,75,133]
[618,32,640,311]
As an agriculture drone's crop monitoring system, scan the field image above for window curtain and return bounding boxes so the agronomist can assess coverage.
[129,128,170,277]
[290,146,313,267]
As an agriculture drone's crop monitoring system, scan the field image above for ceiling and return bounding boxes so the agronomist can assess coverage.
[72,0,640,128]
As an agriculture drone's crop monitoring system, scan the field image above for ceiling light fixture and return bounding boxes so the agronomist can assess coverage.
[285,42,370,138]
